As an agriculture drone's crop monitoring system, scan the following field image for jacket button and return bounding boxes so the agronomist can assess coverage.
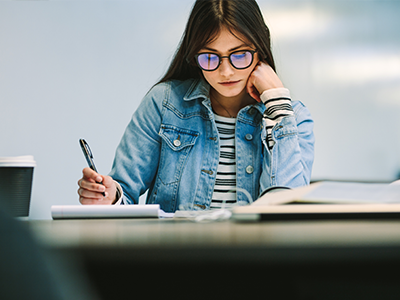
[246,165,254,174]
[245,134,253,141]
[201,169,213,175]
[173,139,181,147]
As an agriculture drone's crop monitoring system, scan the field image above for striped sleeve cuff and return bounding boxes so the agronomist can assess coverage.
[260,88,294,150]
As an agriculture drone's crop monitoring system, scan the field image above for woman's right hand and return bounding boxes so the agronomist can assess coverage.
[246,62,284,102]
[77,167,117,205]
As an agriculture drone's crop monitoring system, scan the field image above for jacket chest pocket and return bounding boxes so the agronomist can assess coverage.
[157,124,199,185]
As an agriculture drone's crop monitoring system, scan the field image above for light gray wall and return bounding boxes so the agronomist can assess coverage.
[1,0,399,219]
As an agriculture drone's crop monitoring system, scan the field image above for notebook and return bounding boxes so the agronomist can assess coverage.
[51,204,174,219]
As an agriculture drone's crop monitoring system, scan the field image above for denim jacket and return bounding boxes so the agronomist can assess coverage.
[109,78,314,212]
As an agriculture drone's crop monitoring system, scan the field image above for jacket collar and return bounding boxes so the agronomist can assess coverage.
[183,78,210,101]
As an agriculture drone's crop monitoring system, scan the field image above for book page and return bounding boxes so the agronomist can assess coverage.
[303,182,400,204]
[253,181,400,206]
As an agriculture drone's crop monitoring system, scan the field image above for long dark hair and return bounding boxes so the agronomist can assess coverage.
[157,0,276,84]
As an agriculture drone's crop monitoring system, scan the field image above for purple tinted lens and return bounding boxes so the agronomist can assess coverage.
[197,53,219,70]
[231,51,252,68]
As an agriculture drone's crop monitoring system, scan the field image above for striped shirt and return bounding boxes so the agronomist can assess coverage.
[210,114,237,209]
[209,88,293,210]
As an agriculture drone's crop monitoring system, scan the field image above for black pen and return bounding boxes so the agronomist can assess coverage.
[79,139,106,197]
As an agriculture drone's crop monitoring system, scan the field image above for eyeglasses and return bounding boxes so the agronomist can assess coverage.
[195,50,257,71]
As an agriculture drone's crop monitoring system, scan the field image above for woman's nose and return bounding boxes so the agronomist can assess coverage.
[218,57,235,77]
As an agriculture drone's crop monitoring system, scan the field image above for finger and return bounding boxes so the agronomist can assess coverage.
[246,75,257,99]
[79,176,105,191]
[78,185,107,197]
[246,75,253,95]
[82,167,103,183]
[82,169,103,184]
[247,81,261,102]
[247,66,263,102]
[252,91,261,102]
[78,187,107,200]
[79,195,115,205]
[80,196,106,205]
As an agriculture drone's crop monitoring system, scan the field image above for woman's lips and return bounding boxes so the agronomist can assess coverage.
[219,80,241,87]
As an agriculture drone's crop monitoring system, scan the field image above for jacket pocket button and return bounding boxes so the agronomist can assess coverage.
[246,165,254,174]
[173,139,181,147]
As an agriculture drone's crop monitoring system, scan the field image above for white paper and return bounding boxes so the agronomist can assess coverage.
[51,204,173,219]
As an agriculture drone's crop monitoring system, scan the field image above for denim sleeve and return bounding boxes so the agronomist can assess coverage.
[259,100,315,193]
[108,84,166,204]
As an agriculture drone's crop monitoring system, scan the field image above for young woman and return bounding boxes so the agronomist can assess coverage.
[77,0,315,212]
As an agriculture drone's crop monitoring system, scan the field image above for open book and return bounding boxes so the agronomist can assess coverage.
[231,181,400,221]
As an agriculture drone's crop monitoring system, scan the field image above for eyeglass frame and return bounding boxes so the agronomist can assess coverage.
[194,50,257,72]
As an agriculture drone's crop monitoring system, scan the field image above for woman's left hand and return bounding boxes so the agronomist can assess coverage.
[246,62,284,102]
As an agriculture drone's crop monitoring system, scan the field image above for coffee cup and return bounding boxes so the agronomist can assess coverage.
[0,156,36,217]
